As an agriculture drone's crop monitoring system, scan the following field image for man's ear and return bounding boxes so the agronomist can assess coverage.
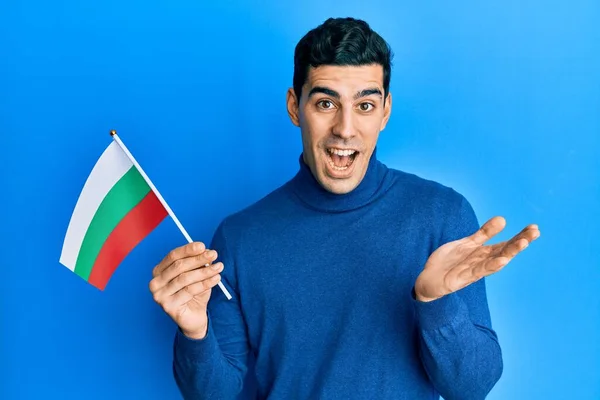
[286,88,300,127]
[380,92,392,131]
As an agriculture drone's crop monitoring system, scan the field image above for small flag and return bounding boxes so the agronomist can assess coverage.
[59,130,232,299]
[59,132,168,290]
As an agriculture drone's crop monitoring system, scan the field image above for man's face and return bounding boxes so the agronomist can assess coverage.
[287,64,392,194]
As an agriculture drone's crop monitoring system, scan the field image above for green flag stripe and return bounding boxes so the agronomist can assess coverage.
[73,166,151,280]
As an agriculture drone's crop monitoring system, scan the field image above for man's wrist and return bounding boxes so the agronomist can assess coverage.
[413,287,442,303]
[181,324,208,340]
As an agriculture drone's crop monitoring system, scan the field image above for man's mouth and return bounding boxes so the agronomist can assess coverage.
[326,148,358,171]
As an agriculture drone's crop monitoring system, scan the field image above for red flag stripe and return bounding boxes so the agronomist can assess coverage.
[88,190,168,290]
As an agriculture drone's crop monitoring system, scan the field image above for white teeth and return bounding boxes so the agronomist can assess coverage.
[328,148,357,157]
[331,163,349,171]
[326,149,357,171]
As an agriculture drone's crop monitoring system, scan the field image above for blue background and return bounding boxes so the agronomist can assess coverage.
[1,1,598,399]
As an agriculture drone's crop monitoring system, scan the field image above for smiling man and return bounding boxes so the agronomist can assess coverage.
[291,65,387,195]
[149,17,540,400]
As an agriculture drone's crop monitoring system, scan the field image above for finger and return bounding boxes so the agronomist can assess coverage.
[157,262,224,299]
[494,225,540,259]
[153,242,207,277]
[180,272,222,297]
[459,256,509,283]
[152,250,219,292]
[469,216,506,245]
[511,224,540,242]
[497,237,530,259]
[162,272,223,311]
[150,250,219,293]
[523,225,541,242]
[507,224,540,245]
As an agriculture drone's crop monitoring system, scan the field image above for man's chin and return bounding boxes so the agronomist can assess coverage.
[318,174,361,195]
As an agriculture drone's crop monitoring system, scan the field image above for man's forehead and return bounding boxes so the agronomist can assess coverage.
[306,64,384,91]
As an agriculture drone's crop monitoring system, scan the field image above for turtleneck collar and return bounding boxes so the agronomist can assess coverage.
[288,147,392,213]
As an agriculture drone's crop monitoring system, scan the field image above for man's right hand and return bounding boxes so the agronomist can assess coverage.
[149,242,224,340]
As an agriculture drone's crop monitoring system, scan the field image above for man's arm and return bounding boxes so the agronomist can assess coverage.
[414,194,504,400]
[414,279,503,399]
[173,219,250,400]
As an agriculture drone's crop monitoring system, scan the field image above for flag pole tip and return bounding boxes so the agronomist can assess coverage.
[109,129,117,136]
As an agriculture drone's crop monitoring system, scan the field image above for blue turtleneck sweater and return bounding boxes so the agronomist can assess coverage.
[172,151,503,400]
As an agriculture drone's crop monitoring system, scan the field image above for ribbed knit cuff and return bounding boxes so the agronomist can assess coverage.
[174,317,219,363]
[412,288,468,331]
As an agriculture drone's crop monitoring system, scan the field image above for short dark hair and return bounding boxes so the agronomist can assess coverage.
[293,17,394,101]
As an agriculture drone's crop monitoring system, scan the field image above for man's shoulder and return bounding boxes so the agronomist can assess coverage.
[384,165,480,241]
[214,179,294,237]
[386,165,468,208]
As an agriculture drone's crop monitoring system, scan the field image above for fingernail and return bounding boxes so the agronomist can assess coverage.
[211,262,223,270]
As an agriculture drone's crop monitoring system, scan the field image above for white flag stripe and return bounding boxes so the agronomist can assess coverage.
[59,141,133,271]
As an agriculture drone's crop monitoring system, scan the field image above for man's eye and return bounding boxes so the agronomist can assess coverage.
[317,100,334,109]
[359,103,374,112]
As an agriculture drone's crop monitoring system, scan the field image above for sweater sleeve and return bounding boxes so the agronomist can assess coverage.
[414,194,503,400]
[172,219,250,400]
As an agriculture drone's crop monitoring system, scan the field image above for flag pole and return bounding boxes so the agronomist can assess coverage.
[109,130,232,300]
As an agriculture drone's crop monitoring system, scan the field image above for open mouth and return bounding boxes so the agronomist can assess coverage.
[326,148,358,171]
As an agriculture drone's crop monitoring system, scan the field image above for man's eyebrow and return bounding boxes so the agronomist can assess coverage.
[354,88,383,100]
[307,86,383,100]
[308,86,340,99]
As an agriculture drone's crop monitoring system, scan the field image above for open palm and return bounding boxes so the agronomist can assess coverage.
[415,216,541,302]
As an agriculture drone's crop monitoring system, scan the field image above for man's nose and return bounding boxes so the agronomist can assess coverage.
[332,107,356,139]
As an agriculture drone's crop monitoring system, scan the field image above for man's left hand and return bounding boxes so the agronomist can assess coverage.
[414,216,540,302]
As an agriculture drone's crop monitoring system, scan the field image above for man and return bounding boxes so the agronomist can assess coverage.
[149,17,540,399]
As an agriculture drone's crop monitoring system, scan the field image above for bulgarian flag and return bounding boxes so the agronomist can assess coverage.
[59,130,232,299]
[59,131,168,290]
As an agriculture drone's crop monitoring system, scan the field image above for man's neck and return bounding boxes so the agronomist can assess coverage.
[288,148,391,213]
